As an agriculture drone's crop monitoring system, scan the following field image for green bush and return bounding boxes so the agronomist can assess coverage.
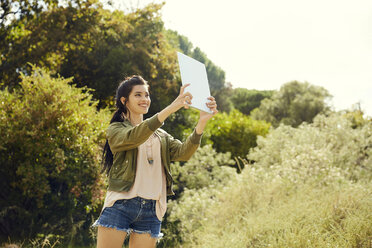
[159,145,237,247]
[170,145,236,194]
[167,113,372,248]
[0,67,109,246]
[248,113,372,184]
[205,109,270,164]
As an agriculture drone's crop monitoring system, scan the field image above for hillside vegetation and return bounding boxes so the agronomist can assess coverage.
[161,114,372,248]
[1,0,371,247]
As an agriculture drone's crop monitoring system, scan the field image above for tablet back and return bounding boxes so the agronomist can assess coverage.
[177,52,212,113]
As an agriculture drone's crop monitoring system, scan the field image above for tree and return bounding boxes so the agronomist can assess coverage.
[3,0,236,142]
[59,3,182,112]
[251,81,332,127]
[0,0,101,88]
[1,2,181,113]
[0,66,109,245]
[230,88,273,115]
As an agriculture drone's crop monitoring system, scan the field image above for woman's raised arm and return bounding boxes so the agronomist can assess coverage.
[157,84,193,123]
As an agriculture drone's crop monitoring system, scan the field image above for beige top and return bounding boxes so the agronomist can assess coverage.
[102,133,167,221]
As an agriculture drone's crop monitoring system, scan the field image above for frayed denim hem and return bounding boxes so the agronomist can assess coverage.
[91,220,131,234]
[131,229,164,239]
[92,220,163,239]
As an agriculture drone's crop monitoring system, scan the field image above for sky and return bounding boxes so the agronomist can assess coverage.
[116,0,372,116]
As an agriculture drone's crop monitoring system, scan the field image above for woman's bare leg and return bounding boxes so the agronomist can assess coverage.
[97,226,127,248]
[129,232,157,248]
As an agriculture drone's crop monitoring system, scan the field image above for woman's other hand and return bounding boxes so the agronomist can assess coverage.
[195,96,218,134]
[199,96,218,122]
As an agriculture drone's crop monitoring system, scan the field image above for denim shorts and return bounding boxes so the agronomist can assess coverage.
[92,197,163,239]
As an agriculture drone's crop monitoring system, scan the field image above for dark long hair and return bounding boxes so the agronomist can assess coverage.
[101,75,148,174]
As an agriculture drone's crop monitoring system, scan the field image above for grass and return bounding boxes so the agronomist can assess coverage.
[179,169,372,248]
[3,171,371,248]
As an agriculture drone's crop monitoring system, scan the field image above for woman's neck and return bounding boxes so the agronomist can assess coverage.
[129,113,143,126]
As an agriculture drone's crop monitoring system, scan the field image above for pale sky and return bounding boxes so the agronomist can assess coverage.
[116,0,372,116]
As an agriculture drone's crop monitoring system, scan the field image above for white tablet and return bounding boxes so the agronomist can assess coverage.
[177,52,212,113]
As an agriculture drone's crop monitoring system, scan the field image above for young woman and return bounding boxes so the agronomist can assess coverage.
[93,75,218,248]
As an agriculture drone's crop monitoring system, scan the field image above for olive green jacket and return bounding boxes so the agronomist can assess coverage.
[107,114,202,196]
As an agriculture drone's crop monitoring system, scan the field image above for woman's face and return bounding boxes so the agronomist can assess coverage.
[124,85,151,116]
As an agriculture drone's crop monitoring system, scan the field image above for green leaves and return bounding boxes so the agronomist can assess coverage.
[161,111,372,248]
[0,66,109,244]
[161,145,237,246]
[205,109,271,161]
[251,81,332,127]
[1,2,181,113]
[171,145,236,193]
[230,88,274,115]
[248,113,372,185]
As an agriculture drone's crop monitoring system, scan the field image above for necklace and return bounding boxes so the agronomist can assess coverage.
[146,134,155,165]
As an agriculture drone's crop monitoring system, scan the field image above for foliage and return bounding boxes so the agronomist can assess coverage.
[0,67,109,246]
[1,0,101,88]
[1,1,223,140]
[248,113,372,184]
[159,145,237,247]
[342,108,370,129]
[1,1,232,116]
[165,113,372,248]
[60,3,181,113]
[204,109,270,164]
[0,0,65,28]
[251,81,332,127]
[170,145,236,194]
[181,169,372,248]
[230,88,273,115]
[1,1,180,113]
[3,2,370,248]
[1,0,237,141]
